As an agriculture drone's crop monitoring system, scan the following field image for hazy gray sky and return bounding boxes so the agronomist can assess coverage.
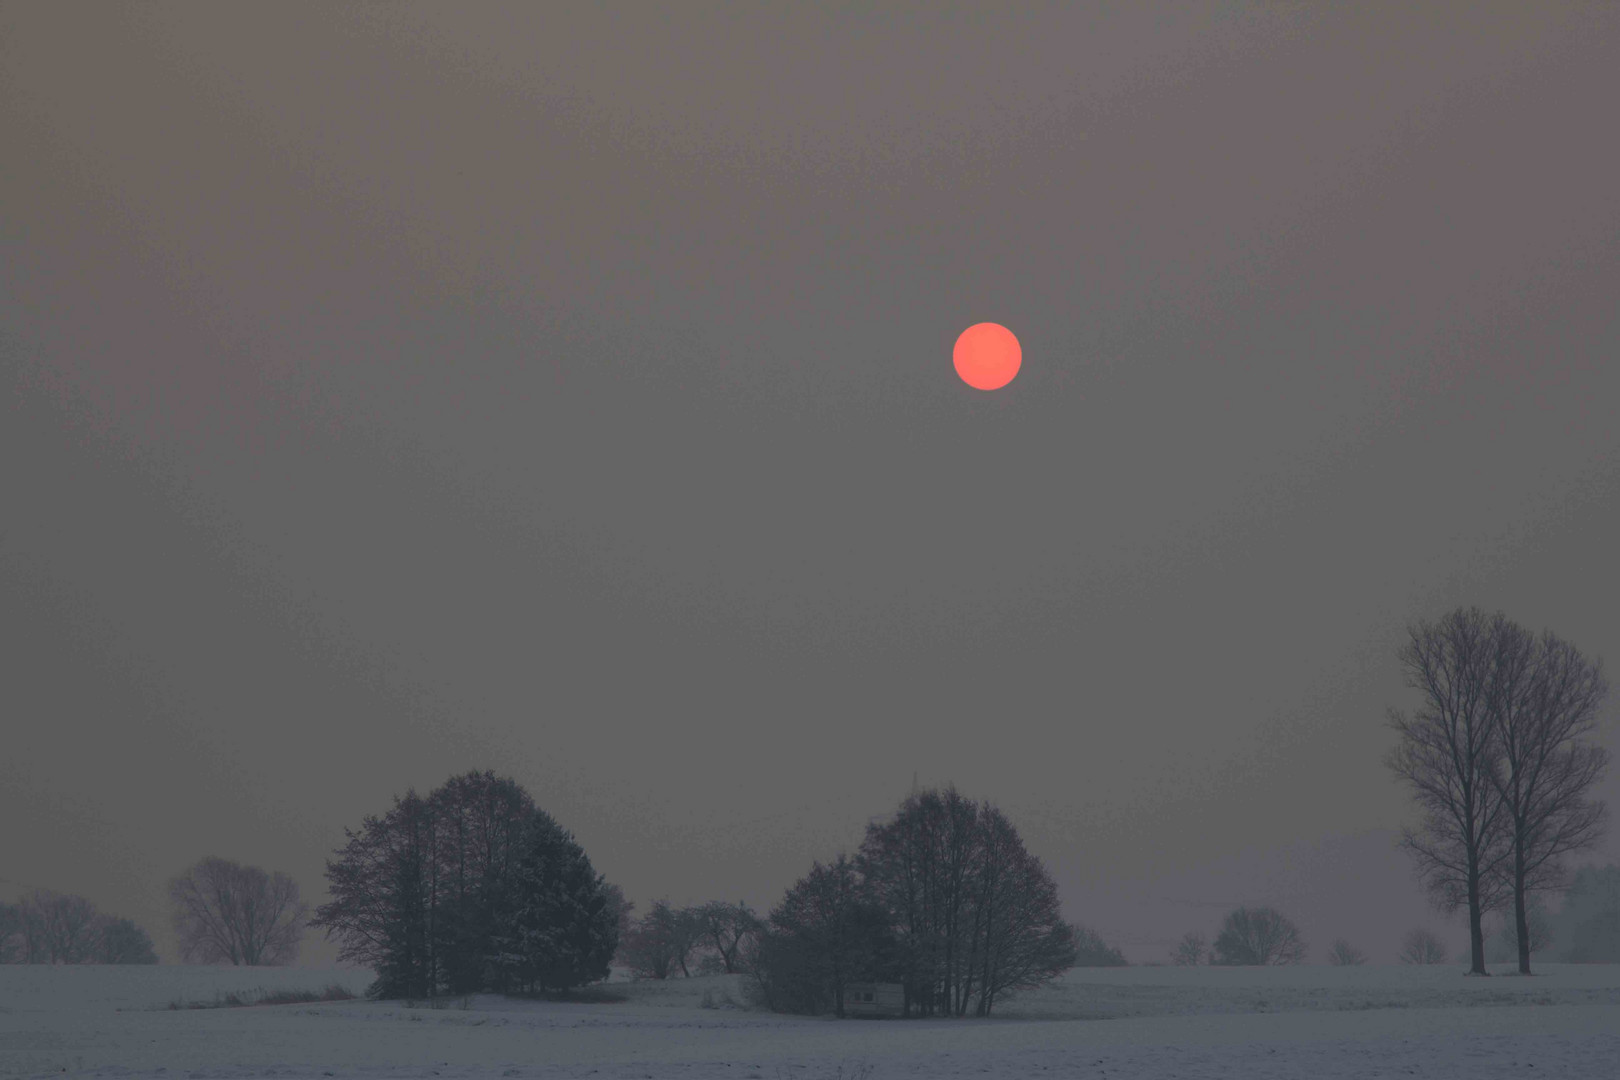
[4,2,1618,965]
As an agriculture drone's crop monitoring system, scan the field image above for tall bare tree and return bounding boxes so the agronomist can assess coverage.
[170,856,308,965]
[1385,607,1514,975]
[1485,623,1609,974]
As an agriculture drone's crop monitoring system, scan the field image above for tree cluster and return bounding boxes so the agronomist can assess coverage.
[617,899,760,979]
[0,889,157,964]
[751,787,1088,1018]
[170,856,307,965]
[1385,607,1610,975]
[310,770,620,999]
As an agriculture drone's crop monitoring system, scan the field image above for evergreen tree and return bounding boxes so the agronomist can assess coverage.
[500,816,617,992]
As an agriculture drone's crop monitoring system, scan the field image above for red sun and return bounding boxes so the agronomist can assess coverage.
[953,322,1022,390]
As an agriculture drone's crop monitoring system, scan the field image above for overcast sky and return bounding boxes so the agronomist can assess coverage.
[4,2,1618,966]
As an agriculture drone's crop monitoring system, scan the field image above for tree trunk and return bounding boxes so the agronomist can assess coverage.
[1466,872,1488,975]
[1514,845,1532,975]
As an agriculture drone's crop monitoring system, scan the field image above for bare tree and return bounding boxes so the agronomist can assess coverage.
[1327,938,1367,966]
[1070,924,1127,967]
[1171,931,1206,966]
[1484,623,1610,975]
[20,890,101,964]
[1400,927,1449,965]
[696,900,761,974]
[968,806,1079,1016]
[618,900,704,979]
[1210,907,1305,965]
[1386,607,1514,975]
[170,857,307,965]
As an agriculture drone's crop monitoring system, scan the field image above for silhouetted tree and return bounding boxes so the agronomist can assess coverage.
[967,806,1078,1015]
[1483,621,1609,975]
[755,855,901,1018]
[1399,927,1448,965]
[1327,938,1367,966]
[20,890,100,964]
[618,900,704,979]
[1070,924,1127,966]
[1171,931,1206,966]
[697,900,761,974]
[859,787,1077,1017]
[1386,607,1514,975]
[170,857,307,966]
[1210,906,1305,965]
[311,770,618,999]
[94,916,159,964]
[497,815,617,992]
[427,771,538,994]
[1,895,157,965]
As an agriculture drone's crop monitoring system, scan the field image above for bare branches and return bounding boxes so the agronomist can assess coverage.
[1399,927,1448,965]
[1327,939,1367,966]
[1385,607,1515,974]
[696,900,761,974]
[1387,607,1611,976]
[1210,906,1306,966]
[1485,624,1610,973]
[1171,931,1206,966]
[170,856,308,965]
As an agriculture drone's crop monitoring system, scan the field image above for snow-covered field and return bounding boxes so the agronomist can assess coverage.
[4,963,1619,1079]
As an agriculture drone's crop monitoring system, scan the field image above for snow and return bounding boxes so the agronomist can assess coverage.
[4,964,1618,1079]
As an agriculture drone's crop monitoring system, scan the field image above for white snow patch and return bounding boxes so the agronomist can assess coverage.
[3,964,1617,1078]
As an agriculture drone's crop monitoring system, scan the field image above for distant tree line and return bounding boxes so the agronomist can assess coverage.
[0,889,157,964]
[1385,607,1609,976]
[310,770,622,999]
[1486,863,1620,964]
[745,786,1109,1018]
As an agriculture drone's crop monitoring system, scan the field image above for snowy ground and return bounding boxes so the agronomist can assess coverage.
[4,963,1619,1079]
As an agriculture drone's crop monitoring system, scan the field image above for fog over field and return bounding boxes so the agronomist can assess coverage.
[3,0,1620,1075]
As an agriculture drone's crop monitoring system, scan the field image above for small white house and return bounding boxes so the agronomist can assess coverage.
[843,981,905,1018]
